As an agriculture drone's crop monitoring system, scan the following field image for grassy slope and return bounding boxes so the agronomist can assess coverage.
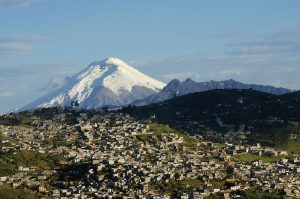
[284,139,300,155]
[0,150,65,176]
[0,185,36,199]
[234,154,283,163]
[149,123,200,148]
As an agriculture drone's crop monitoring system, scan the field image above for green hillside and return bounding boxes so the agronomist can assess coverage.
[122,89,300,146]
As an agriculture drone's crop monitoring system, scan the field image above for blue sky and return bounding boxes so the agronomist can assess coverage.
[0,0,300,113]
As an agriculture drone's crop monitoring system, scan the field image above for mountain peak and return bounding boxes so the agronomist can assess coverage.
[183,78,196,83]
[21,57,166,111]
[103,57,127,66]
[167,79,181,85]
[163,79,181,91]
[87,57,129,70]
[224,79,238,83]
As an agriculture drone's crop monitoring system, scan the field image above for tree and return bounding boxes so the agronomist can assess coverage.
[226,166,234,176]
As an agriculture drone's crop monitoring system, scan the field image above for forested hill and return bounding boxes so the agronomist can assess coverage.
[122,89,300,145]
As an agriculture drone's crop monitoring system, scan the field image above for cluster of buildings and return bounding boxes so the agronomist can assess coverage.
[0,109,300,198]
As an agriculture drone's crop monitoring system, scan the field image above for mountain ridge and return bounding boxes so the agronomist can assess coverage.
[123,89,300,146]
[133,78,290,106]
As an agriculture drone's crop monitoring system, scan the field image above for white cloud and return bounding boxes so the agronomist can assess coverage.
[0,35,49,43]
[0,42,33,51]
[40,76,71,92]
[139,26,300,88]
[0,34,48,57]
[0,87,13,97]
[0,0,34,7]
[127,59,148,68]
[226,27,300,56]
[218,69,244,76]
[161,72,196,80]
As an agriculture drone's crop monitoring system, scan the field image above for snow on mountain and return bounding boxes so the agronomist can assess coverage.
[20,57,166,110]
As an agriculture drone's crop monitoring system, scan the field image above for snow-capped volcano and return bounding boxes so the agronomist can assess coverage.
[21,57,166,110]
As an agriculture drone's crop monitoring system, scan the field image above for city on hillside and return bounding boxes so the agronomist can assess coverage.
[1,1,300,199]
[0,106,300,198]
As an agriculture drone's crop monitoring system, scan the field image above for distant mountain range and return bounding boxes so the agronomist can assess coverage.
[19,57,290,111]
[133,78,289,106]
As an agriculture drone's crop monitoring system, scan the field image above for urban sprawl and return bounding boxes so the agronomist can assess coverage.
[0,109,300,198]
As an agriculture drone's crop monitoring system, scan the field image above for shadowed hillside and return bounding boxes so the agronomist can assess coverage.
[122,89,300,146]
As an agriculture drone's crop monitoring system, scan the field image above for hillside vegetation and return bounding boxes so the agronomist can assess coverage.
[123,89,300,146]
[0,150,64,177]
[0,185,36,199]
